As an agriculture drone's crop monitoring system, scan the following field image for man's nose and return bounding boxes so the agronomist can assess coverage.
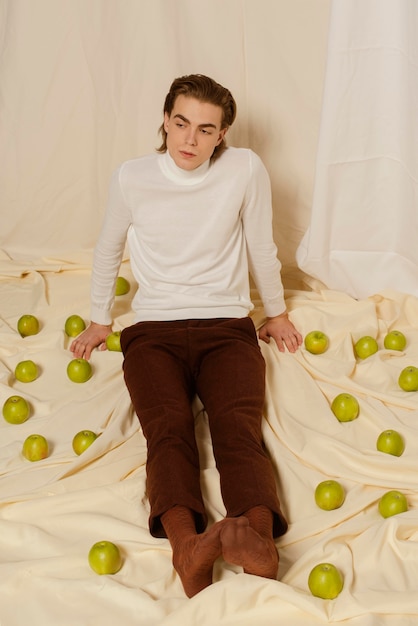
[185,128,197,145]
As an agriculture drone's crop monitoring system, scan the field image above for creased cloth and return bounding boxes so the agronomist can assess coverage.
[1,262,418,625]
[297,0,418,299]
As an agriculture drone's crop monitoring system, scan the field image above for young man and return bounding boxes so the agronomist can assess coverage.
[71,74,302,597]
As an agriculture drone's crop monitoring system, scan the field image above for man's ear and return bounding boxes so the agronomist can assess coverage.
[163,112,170,132]
[216,127,228,146]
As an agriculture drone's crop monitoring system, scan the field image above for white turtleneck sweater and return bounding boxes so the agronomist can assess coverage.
[90,147,286,325]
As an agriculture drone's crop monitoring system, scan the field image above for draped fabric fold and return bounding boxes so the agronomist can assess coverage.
[297,0,418,298]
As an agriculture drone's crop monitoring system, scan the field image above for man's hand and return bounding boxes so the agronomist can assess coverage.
[70,322,112,360]
[258,312,303,353]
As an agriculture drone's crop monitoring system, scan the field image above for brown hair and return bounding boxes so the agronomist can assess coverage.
[157,74,237,162]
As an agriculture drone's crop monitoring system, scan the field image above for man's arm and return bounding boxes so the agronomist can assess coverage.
[242,152,302,352]
[70,166,131,360]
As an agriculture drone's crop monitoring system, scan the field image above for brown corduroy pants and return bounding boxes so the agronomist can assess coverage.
[120,317,288,538]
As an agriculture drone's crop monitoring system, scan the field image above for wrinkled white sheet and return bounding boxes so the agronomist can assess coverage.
[297,0,418,298]
[1,263,418,625]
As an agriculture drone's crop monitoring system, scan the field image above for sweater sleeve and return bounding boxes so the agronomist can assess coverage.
[241,151,286,318]
[90,165,132,325]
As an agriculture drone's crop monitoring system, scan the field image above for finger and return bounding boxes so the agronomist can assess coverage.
[83,344,93,361]
[273,336,285,352]
[258,329,270,344]
[286,333,302,353]
[285,339,297,353]
[72,341,87,360]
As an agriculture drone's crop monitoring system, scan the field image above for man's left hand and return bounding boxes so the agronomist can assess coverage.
[258,312,303,353]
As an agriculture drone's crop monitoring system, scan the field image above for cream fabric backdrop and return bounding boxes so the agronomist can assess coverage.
[0,0,330,283]
[297,0,418,298]
[2,3,418,626]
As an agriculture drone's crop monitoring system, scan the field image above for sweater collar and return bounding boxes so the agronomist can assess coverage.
[159,151,210,185]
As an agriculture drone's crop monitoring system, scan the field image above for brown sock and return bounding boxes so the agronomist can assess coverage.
[220,506,279,579]
[161,505,226,597]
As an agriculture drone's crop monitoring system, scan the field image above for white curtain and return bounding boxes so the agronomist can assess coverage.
[296,0,418,299]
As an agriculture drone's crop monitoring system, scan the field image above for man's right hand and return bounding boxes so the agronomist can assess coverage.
[70,322,112,360]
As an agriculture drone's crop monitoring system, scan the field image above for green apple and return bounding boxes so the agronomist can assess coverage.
[304,330,329,355]
[72,430,98,455]
[398,366,418,392]
[22,434,49,461]
[105,331,122,352]
[17,314,40,337]
[65,314,86,338]
[315,480,345,511]
[14,359,38,383]
[384,330,406,351]
[115,276,130,296]
[376,430,405,457]
[88,540,122,575]
[308,562,344,599]
[331,393,359,422]
[378,490,408,518]
[2,395,30,424]
[354,335,378,359]
[67,358,92,383]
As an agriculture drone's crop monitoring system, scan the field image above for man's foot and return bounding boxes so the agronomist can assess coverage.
[219,516,279,579]
[170,518,232,597]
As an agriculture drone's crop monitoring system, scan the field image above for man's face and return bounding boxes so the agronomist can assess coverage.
[164,95,227,170]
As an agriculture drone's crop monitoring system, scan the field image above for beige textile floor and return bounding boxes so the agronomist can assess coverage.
[1,260,418,625]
